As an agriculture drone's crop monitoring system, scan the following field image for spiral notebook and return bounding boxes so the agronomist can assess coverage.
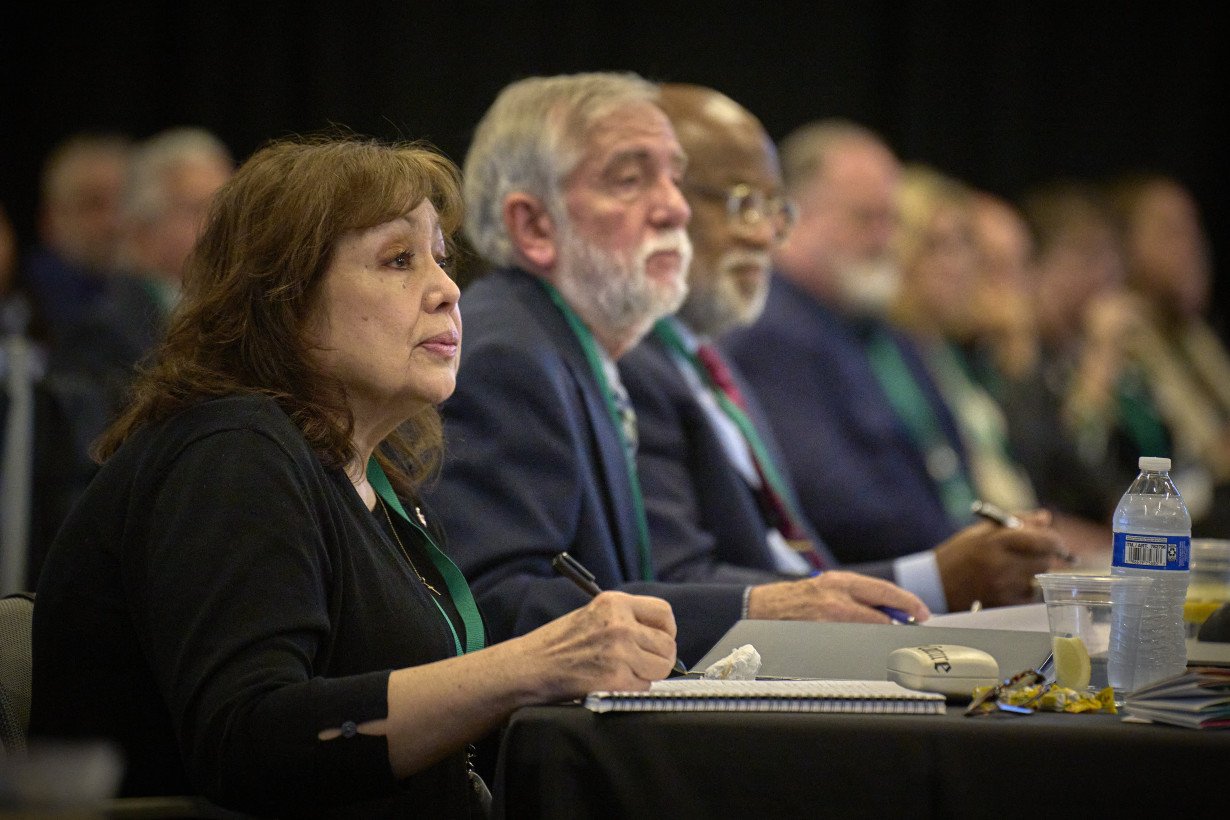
[583,678,946,714]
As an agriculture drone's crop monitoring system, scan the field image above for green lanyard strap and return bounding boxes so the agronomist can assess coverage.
[652,319,807,530]
[367,458,486,655]
[540,281,654,581]
[1114,365,1171,459]
[864,328,976,525]
[930,342,1014,462]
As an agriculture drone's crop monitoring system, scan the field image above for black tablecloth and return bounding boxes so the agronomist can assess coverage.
[495,703,1230,819]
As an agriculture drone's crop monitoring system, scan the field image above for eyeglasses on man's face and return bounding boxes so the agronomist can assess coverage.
[683,181,798,240]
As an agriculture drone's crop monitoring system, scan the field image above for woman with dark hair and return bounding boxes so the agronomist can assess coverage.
[30,136,678,817]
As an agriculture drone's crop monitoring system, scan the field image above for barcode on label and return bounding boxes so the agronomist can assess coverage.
[1125,540,1167,567]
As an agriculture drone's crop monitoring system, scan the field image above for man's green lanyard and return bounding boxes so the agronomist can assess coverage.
[367,458,486,655]
[139,277,179,316]
[652,318,807,529]
[540,281,654,581]
[864,328,976,525]
[1114,365,1171,459]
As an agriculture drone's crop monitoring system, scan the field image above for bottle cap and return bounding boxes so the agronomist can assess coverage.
[1139,456,1171,472]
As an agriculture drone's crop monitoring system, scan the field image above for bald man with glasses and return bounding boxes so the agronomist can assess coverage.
[621,83,889,593]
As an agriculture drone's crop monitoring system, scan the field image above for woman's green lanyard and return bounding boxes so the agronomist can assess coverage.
[540,281,654,581]
[864,328,976,525]
[652,318,807,528]
[367,458,485,655]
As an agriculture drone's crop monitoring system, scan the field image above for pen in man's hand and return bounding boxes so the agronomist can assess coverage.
[552,551,688,675]
[875,605,918,625]
[970,499,1023,529]
[970,499,1077,564]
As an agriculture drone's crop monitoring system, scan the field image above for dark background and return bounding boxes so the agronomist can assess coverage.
[4,2,1226,332]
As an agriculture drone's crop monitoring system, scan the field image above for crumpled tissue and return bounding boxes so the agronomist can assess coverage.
[702,644,762,680]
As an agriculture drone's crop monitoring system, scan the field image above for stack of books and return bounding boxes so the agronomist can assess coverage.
[1123,667,1230,729]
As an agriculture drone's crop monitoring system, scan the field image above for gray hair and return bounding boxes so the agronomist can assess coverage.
[462,72,659,267]
[778,118,888,197]
[121,126,234,224]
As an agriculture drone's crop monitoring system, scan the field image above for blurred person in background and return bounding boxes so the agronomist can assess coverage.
[723,121,975,564]
[969,190,1119,555]
[620,82,842,584]
[49,126,235,419]
[29,128,235,586]
[891,166,1109,563]
[3,199,50,592]
[621,85,1065,613]
[1021,180,1167,509]
[890,165,1038,519]
[20,132,132,345]
[1105,172,1230,536]
[967,191,1040,389]
[0,202,21,324]
[724,120,1063,610]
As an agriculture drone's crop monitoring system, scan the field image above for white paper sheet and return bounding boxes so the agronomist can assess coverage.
[925,603,1050,632]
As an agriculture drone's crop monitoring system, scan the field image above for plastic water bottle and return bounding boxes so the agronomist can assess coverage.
[1108,456,1191,693]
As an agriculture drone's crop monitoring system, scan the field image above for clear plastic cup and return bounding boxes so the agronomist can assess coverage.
[1185,539,1230,638]
[1035,573,1152,696]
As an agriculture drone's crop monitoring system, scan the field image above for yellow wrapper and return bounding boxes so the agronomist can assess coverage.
[995,684,1117,714]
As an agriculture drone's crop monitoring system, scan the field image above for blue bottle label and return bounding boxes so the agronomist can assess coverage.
[1112,532,1191,570]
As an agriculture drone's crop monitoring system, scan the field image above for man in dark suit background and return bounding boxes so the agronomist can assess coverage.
[20,132,132,347]
[619,83,839,585]
[624,85,1066,614]
[424,72,928,665]
[724,119,972,574]
[28,128,233,585]
[49,127,234,407]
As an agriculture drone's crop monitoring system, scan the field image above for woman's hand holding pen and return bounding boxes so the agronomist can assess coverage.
[512,591,679,699]
[382,591,676,775]
[745,570,931,625]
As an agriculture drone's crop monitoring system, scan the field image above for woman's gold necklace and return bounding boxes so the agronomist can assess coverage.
[378,498,442,597]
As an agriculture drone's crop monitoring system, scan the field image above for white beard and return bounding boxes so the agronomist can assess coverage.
[836,254,901,317]
[554,224,692,344]
[678,248,772,337]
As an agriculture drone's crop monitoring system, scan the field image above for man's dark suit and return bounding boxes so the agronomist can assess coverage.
[49,273,169,397]
[723,274,970,565]
[30,274,171,585]
[620,323,895,584]
[424,267,744,665]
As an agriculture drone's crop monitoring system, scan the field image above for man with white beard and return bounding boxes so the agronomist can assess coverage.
[427,73,929,664]
[624,86,1065,615]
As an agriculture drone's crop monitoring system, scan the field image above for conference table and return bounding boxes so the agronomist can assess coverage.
[493,701,1230,819]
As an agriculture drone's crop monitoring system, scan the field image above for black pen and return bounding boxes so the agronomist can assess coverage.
[970,499,1077,564]
[552,551,688,675]
[970,499,1023,529]
[876,605,918,625]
